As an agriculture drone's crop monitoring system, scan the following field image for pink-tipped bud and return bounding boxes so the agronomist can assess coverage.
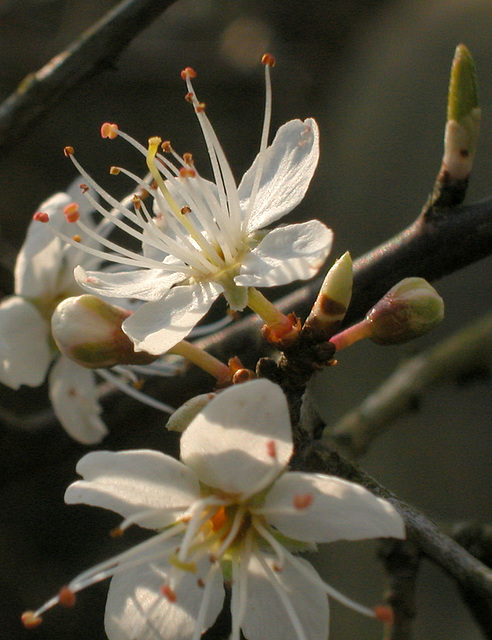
[366,277,444,345]
[51,295,158,368]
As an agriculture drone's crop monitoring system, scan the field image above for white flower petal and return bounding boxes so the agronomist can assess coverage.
[48,356,108,445]
[105,556,224,640]
[15,193,74,298]
[257,472,405,543]
[65,449,200,529]
[235,221,333,288]
[180,379,293,497]
[238,118,320,232]
[74,265,185,302]
[0,296,51,389]
[122,281,222,355]
[241,553,328,640]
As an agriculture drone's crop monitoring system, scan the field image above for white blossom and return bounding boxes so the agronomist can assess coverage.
[54,59,332,355]
[24,379,405,640]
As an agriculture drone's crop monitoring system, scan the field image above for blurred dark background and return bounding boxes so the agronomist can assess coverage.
[0,1,491,638]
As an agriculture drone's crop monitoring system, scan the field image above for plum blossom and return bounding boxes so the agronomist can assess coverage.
[55,57,332,355]
[23,379,405,640]
[0,190,173,443]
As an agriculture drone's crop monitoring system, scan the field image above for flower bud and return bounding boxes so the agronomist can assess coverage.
[304,252,352,338]
[443,44,480,182]
[51,295,158,368]
[166,392,216,432]
[366,278,444,345]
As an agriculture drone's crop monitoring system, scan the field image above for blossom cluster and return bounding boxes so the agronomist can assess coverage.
[3,53,449,640]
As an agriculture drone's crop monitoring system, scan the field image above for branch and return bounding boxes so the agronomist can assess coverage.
[300,442,492,638]
[325,311,492,458]
[0,0,177,152]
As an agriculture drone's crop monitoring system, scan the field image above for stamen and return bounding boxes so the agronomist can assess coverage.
[160,584,177,602]
[181,67,197,79]
[63,202,80,223]
[183,152,194,165]
[63,146,74,157]
[109,166,120,175]
[100,122,119,139]
[261,53,276,67]
[58,586,76,608]
[33,211,49,223]
[96,369,174,414]
[161,140,172,152]
[21,611,43,629]
[293,494,313,510]
[374,605,394,624]
[266,440,277,459]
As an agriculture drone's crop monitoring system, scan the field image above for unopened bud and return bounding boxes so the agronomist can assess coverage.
[166,393,216,432]
[51,295,158,368]
[443,44,480,182]
[366,278,444,344]
[304,252,352,338]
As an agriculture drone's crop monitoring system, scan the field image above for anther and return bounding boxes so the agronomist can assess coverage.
[21,611,43,629]
[72,234,82,243]
[110,166,121,175]
[132,379,144,390]
[185,92,193,103]
[374,605,394,624]
[33,211,49,223]
[63,146,74,157]
[181,206,191,214]
[261,53,276,67]
[110,526,124,538]
[100,122,119,139]
[183,152,194,165]
[160,585,177,602]
[180,67,197,80]
[132,195,141,210]
[232,368,256,384]
[266,440,277,459]
[58,586,76,608]
[63,202,80,223]
[197,578,205,588]
[293,494,313,510]
[180,167,196,178]
[79,183,89,193]
[161,140,172,153]
[196,102,206,113]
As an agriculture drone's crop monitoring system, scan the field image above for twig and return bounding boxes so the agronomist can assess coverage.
[300,442,492,638]
[0,0,177,152]
[324,311,492,458]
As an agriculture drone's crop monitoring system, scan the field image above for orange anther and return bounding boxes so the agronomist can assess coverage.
[180,167,196,179]
[180,67,197,80]
[100,122,119,139]
[79,183,89,193]
[110,166,121,175]
[33,211,49,223]
[161,140,172,152]
[232,368,256,384]
[63,146,74,157]
[58,586,76,608]
[293,494,313,510]
[110,526,124,538]
[63,202,80,223]
[196,102,206,113]
[181,206,191,214]
[210,506,227,533]
[132,195,141,210]
[21,611,43,629]
[183,152,194,165]
[72,234,82,243]
[266,440,277,459]
[185,92,194,103]
[374,605,394,624]
[261,53,276,67]
[160,585,177,602]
